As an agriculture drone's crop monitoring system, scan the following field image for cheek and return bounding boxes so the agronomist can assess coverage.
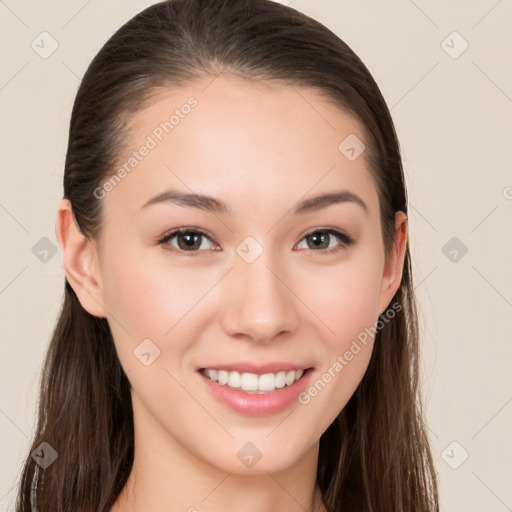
[298,342,373,443]
[101,263,198,410]
[293,251,382,421]
[100,249,218,377]
[300,253,383,347]
[101,251,196,335]
[296,259,381,433]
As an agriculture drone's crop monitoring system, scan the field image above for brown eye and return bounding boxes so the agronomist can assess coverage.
[296,228,355,256]
[159,228,216,255]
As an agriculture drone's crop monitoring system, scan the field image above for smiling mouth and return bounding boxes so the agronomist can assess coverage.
[199,368,311,394]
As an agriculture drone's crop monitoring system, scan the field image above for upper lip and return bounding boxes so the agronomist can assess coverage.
[198,362,313,375]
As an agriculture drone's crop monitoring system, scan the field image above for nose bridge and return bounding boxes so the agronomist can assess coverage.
[220,244,299,342]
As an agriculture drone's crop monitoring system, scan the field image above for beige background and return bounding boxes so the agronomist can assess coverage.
[1,0,511,510]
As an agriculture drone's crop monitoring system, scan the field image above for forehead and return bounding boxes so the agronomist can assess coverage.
[103,76,378,221]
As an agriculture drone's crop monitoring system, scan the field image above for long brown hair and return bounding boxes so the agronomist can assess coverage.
[16,1,439,510]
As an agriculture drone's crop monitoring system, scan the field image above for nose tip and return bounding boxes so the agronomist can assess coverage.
[220,259,300,344]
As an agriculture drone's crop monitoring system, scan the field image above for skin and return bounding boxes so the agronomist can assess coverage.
[56,75,407,512]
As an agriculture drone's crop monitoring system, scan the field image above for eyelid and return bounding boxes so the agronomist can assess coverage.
[158,226,218,253]
[297,227,355,256]
[301,226,355,244]
[157,226,355,256]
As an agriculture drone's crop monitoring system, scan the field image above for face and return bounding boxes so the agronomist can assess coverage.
[61,76,406,476]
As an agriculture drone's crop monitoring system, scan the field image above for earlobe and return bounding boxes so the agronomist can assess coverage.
[377,211,408,315]
[55,198,106,318]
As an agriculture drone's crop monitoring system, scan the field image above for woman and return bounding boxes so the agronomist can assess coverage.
[16,0,439,510]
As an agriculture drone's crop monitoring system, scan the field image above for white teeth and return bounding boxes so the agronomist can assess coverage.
[227,371,241,388]
[285,370,296,386]
[259,372,276,391]
[240,372,259,391]
[202,368,306,393]
[275,371,285,389]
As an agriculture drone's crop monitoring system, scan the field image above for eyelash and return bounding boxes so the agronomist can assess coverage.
[157,227,355,257]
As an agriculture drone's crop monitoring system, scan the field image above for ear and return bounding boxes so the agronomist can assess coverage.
[55,198,106,318]
[377,211,408,315]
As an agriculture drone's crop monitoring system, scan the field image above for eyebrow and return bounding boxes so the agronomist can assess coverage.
[140,189,368,215]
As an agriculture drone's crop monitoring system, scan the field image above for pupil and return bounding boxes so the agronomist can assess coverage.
[310,232,328,249]
[181,233,200,250]
[176,232,331,251]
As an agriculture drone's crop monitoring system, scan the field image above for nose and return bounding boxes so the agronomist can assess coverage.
[220,252,300,344]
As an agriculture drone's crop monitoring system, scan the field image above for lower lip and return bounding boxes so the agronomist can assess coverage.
[197,369,314,416]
